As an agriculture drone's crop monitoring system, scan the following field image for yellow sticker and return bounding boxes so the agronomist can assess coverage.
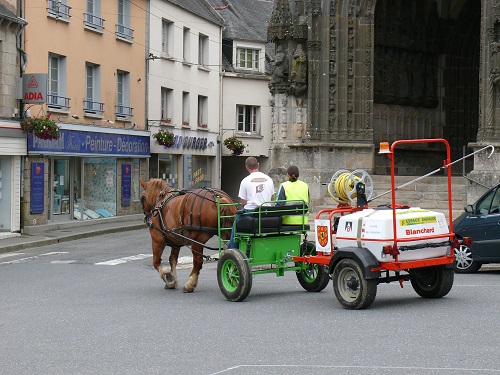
[399,216,437,226]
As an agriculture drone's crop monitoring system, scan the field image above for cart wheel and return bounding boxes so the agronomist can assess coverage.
[296,241,330,292]
[217,249,252,302]
[410,266,454,298]
[332,258,377,310]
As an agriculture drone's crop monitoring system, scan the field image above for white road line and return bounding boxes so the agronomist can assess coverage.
[0,252,25,259]
[95,253,152,266]
[0,252,69,265]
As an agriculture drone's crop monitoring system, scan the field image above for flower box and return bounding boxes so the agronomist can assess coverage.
[21,115,60,140]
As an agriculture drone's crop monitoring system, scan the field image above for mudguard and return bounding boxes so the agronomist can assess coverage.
[328,247,381,279]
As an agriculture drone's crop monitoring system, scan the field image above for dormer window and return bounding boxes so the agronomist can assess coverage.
[236,47,260,71]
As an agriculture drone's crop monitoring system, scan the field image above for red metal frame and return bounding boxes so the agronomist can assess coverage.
[293,138,456,271]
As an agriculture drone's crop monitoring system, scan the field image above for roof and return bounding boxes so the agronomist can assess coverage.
[166,0,225,27]
[0,3,27,25]
[207,0,274,42]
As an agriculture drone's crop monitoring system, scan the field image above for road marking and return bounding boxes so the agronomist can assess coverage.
[51,260,77,264]
[0,252,25,259]
[95,253,152,266]
[0,252,69,265]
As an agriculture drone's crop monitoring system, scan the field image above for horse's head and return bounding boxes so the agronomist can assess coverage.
[140,178,170,216]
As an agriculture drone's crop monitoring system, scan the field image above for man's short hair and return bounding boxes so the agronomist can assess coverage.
[245,157,259,170]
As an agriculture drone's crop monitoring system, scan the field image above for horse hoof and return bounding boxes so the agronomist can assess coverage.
[183,287,194,293]
[164,283,176,289]
[162,273,177,289]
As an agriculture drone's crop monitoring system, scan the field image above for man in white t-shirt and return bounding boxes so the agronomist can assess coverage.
[228,157,274,248]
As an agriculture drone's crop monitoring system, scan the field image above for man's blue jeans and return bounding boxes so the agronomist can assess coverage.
[228,209,253,249]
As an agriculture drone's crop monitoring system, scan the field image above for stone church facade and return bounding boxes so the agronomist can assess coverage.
[267,0,499,204]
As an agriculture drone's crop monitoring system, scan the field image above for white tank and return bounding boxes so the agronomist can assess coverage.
[335,207,450,262]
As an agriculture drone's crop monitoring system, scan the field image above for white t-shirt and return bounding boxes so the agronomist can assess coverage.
[238,171,274,210]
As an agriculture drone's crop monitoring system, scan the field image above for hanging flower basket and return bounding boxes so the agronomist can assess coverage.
[153,129,175,147]
[21,115,60,140]
[223,136,245,156]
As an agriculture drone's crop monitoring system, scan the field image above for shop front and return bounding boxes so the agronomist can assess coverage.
[149,125,217,190]
[0,120,26,235]
[22,124,150,227]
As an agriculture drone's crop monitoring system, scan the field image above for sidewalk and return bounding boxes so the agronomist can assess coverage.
[0,214,146,254]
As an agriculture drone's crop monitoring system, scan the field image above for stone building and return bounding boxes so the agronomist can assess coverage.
[267,0,499,204]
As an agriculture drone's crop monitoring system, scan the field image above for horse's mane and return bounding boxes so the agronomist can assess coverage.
[144,178,170,204]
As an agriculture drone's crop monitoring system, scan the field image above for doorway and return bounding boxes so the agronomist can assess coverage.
[51,158,73,221]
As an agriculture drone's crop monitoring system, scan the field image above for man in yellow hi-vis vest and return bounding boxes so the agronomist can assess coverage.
[276,165,309,224]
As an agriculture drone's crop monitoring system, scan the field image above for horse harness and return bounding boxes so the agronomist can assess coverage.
[143,187,227,256]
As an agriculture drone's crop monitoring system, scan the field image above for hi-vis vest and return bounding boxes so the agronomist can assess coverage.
[279,180,309,225]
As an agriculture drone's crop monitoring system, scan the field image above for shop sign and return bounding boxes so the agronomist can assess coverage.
[30,162,45,214]
[121,164,131,207]
[27,129,150,157]
[23,74,47,103]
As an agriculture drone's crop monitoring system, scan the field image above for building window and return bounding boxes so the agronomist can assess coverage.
[183,27,190,62]
[198,34,209,67]
[116,70,133,118]
[48,53,70,111]
[84,62,103,114]
[197,95,207,127]
[162,19,173,56]
[236,47,260,71]
[116,0,134,41]
[182,92,190,126]
[85,0,104,31]
[47,0,71,21]
[161,87,173,122]
[236,105,259,133]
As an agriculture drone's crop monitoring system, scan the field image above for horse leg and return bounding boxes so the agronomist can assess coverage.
[163,246,180,289]
[183,244,204,293]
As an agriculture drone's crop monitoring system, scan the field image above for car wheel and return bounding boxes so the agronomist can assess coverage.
[454,244,482,273]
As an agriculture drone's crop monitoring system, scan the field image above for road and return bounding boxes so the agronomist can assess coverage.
[1,229,500,375]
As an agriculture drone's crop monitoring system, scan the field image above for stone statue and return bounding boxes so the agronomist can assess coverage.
[270,46,288,85]
[289,44,307,96]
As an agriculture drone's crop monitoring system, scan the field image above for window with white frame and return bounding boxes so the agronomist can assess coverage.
[162,19,173,56]
[198,34,209,67]
[48,53,69,110]
[236,47,260,71]
[197,96,207,127]
[117,0,134,40]
[161,87,173,122]
[116,70,132,117]
[182,92,190,126]
[183,27,190,62]
[236,105,260,133]
[85,0,104,30]
[84,62,102,114]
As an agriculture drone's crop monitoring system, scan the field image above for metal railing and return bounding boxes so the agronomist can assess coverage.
[115,24,134,40]
[46,0,71,20]
[115,105,133,117]
[83,100,105,114]
[47,94,71,111]
[84,13,105,31]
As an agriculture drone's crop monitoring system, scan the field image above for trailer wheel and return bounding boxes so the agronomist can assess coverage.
[217,249,252,302]
[410,266,454,298]
[332,258,377,310]
[296,241,330,292]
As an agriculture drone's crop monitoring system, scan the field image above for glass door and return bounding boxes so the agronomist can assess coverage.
[52,158,71,221]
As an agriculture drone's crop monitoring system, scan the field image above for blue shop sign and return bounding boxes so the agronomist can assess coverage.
[30,162,45,214]
[27,129,150,157]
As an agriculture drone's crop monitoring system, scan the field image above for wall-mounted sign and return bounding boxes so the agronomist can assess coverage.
[30,162,45,214]
[121,164,131,207]
[22,74,47,104]
[27,129,150,157]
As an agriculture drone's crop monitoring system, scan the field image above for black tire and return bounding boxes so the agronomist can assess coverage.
[410,266,454,298]
[296,241,330,292]
[217,249,252,302]
[332,258,377,310]
[454,244,482,273]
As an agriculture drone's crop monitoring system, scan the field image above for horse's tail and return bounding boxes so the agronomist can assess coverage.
[219,196,237,240]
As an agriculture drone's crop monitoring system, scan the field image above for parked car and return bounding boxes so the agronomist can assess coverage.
[453,183,500,273]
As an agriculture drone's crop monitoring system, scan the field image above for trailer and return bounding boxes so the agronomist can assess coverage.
[216,139,469,309]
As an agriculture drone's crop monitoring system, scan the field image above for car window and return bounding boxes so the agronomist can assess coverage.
[476,187,495,214]
[491,188,500,214]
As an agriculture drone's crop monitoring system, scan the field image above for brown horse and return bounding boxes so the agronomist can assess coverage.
[140,178,236,292]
